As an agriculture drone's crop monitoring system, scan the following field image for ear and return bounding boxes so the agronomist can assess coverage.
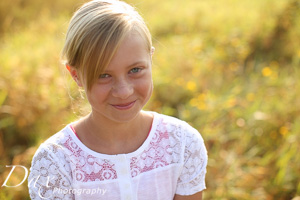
[151,47,155,56]
[66,65,83,87]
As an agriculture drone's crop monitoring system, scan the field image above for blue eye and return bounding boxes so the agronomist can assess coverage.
[99,74,110,78]
[130,68,141,74]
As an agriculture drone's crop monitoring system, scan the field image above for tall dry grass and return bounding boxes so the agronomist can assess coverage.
[0,0,300,199]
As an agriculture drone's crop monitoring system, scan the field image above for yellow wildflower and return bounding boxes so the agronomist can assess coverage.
[186,81,197,92]
[262,67,272,77]
[196,102,206,110]
[226,98,237,108]
[297,50,300,58]
[246,93,255,101]
[279,126,288,137]
[189,96,207,110]
[197,93,206,101]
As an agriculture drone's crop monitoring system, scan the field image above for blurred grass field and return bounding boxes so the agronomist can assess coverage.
[0,0,300,199]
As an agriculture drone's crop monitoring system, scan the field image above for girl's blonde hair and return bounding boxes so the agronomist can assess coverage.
[62,0,152,90]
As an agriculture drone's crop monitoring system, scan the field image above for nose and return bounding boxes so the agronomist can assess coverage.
[111,78,134,99]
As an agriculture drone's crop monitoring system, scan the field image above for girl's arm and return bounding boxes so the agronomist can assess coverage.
[175,123,208,198]
[28,144,74,200]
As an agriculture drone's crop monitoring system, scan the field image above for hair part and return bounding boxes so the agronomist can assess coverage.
[62,0,152,90]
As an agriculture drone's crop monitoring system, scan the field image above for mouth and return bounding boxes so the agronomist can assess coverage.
[111,100,136,110]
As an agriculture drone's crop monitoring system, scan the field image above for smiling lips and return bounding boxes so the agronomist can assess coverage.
[111,100,136,110]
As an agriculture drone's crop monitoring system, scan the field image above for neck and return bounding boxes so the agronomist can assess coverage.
[74,110,153,154]
[85,111,145,143]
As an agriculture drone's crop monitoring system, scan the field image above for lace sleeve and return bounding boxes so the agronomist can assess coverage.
[28,143,74,200]
[176,124,208,195]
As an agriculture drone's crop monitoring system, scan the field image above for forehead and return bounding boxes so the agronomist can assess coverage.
[106,32,150,71]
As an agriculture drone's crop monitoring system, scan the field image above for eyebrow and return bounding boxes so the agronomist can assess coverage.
[127,61,148,68]
[104,61,148,73]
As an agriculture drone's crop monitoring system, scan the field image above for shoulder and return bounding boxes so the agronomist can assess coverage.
[150,112,208,194]
[153,112,189,129]
[153,111,207,157]
[31,125,73,166]
[151,112,206,154]
[153,112,204,141]
[29,125,75,183]
[28,125,75,199]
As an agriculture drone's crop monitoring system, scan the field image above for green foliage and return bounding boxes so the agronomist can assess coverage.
[1,0,300,199]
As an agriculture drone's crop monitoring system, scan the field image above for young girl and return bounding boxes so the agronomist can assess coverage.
[28,0,208,199]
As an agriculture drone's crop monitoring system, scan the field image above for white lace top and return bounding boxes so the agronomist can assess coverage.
[28,112,208,200]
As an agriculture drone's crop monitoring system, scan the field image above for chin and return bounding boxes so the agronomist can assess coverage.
[108,109,142,123]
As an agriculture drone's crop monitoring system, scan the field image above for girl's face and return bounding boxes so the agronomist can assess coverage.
[85,32,153,123]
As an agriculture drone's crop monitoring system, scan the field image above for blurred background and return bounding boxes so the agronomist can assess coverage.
[0,0,300,199]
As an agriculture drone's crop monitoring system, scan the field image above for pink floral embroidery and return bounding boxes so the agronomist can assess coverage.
[29,113,208,200]
[63,135,117,182]
[130,119,182,178]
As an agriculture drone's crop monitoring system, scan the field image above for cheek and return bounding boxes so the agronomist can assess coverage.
[87,85,111,102]
[137,76,153,97]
